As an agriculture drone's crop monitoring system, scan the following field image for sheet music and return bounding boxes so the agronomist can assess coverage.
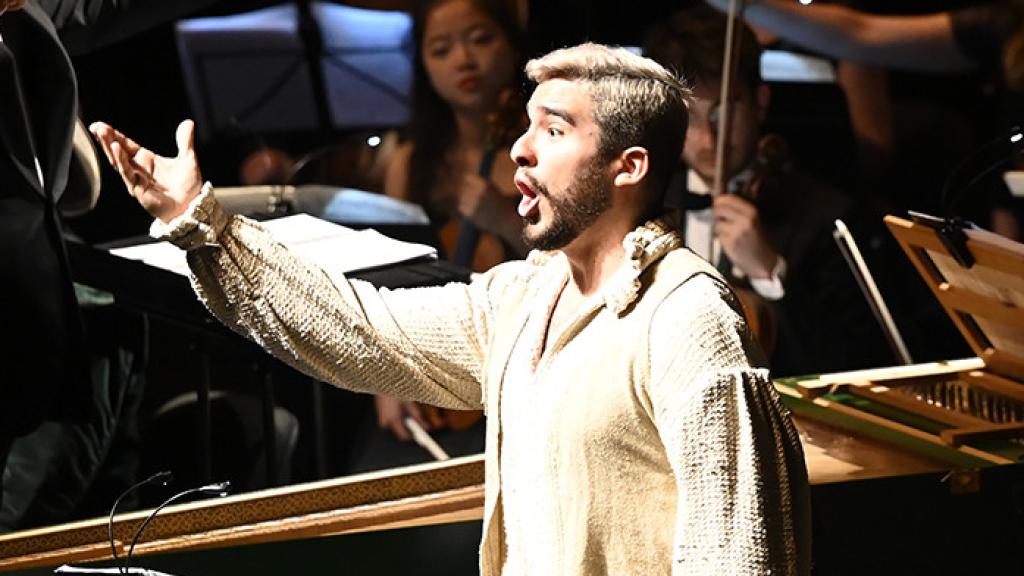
[110,213,437,280]
[210,185,431,225]
[319,188,430,225]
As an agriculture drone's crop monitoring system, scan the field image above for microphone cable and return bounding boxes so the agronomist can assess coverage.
[123,481,232,575]
[108,471,173,574]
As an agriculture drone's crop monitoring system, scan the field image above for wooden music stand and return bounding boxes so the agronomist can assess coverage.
[783,213,1024,461]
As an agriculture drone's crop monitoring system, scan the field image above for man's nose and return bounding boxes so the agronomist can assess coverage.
[511,131,534,167]
[694,117,719,147]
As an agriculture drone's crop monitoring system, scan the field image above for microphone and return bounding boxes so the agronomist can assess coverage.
[108,471,173,574]
[939,125,1024,218]
[123,481,232,575]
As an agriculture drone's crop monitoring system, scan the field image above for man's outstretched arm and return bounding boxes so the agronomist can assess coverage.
[703,0,971,73]
[91,120,497,410]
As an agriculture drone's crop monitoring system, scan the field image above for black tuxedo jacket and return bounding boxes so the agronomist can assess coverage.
[0,3,85,437]
[672,167,891,377]
[0,0,217,438]
[749,169,888,377]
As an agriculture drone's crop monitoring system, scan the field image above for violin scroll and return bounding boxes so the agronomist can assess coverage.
[739,133,789,202]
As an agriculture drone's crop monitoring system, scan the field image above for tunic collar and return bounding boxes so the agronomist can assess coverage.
[606,217,682,315]
[525,217,682,316]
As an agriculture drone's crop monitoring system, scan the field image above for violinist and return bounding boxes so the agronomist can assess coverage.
[356,0,527,471]
[645,5,889,377]
[383,0,526,268]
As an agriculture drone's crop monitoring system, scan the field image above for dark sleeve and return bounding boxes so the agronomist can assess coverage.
[33,0,222,54]
[950,3,1017,73]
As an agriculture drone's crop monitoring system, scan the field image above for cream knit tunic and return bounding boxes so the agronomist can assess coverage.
[153,185,810,575]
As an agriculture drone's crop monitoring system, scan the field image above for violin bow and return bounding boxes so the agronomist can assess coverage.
[708,0,748,260]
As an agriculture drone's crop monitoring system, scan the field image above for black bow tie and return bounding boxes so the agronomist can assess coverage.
[680,191,713,211]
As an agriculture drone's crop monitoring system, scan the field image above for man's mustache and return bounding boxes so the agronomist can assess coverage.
[525,174,549,198]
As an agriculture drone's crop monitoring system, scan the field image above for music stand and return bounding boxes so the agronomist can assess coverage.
[175,1,412,141]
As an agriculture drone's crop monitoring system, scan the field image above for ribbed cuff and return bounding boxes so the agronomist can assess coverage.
[149,182,230,250]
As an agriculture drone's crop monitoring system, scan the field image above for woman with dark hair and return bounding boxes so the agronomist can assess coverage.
[370,0,527,458]
[384,0,526,270]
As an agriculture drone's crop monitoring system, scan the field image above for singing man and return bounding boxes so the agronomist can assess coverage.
[92,42,810,575]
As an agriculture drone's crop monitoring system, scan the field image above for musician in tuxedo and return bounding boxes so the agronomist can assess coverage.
[0,0,217,520]
[646,5,890,377]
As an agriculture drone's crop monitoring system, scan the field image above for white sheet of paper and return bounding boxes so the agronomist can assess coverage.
[110,213,437,280]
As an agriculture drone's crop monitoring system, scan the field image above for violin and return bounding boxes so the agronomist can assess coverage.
[438,206,509,270]
[728,134,790,357]
[436,146,513,273]
[426,90,527,431]
[439,88,526,273]
[713,0,781,358]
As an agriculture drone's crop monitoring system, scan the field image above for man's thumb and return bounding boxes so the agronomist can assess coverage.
[175,120,195,157]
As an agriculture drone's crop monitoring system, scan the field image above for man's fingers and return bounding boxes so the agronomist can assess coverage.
[714,204,755,229]
[89,123,117,167]
[714,221,738,245]
[88,121,111,140]
[110,141,139,194]
[713,194,756,218]
[107,126,142,156]
[109,141,130,185]
[389,419,411,441]
[90,122,145,168]
[175,119,195,158]
[405,401,436,430]
[118,130,143,157]
[375,396,413,441]
[425,406,445,429]
[112,141,148,195]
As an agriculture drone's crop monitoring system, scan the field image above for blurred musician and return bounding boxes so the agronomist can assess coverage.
[703,0,1024,240]
[645,5,889,377]
[367,0,527,459]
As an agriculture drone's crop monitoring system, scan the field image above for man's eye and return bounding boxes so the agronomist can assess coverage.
[548,126,563,137]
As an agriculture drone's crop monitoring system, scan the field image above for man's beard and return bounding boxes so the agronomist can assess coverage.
[522,158,612,251]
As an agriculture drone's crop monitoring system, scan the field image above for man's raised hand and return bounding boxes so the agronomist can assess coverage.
[89,120,203,223]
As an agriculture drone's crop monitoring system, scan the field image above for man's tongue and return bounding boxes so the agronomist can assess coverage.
[518,194,540,218]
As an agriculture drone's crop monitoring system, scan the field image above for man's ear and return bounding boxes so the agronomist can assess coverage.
[613,146,650,189]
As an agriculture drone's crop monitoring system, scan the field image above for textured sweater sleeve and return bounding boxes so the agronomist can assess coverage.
[151,185,513,410]
[645,273,810,576]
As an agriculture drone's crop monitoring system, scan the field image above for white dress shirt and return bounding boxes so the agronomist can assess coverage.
[684,169,787,300]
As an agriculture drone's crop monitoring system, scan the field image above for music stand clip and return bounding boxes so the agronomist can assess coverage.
[907,210,976,269]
